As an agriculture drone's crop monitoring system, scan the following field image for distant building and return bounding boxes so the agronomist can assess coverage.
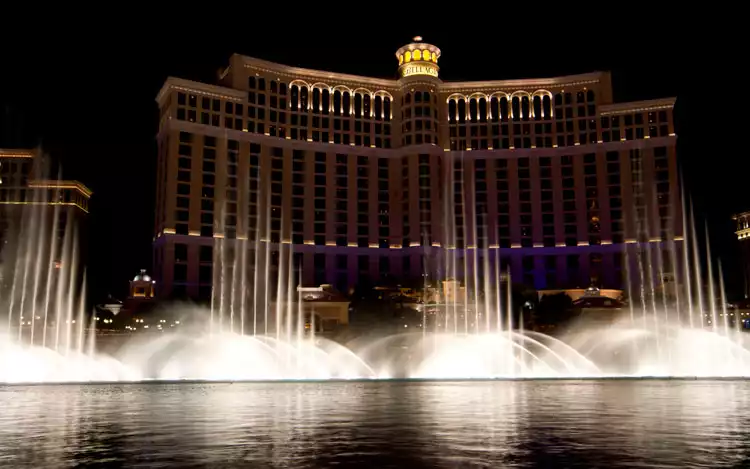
[0,148,91,301]
[572,292,625,326]
[733,211,750,298]
[538,287,623,302]
[297,284,350,331]
[123,269,156,313]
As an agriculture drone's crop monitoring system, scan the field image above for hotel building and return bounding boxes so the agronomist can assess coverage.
[0,148,92,299]
[153,38,680,302]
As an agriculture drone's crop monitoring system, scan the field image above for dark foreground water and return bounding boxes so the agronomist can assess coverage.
[1,380,749,468]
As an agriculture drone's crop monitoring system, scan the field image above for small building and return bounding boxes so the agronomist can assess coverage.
[539,287,623,302]
[297,284,350,331]
[129,269,155,299]
[572,289,625,325]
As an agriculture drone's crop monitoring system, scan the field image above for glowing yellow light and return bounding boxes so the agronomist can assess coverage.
[405,51,412,62]
[398,55,404,65]
[413,49,422,60]
[431,52,437,62]
[369,243,379,248]
[401,63,438,78]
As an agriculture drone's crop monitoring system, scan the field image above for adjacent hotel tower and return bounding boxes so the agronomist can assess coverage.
[153,38,679,301]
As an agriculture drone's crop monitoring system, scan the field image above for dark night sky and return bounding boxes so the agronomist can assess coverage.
[0,16,741,300]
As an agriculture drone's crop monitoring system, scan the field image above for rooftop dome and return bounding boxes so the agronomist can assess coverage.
[133,269,151,282]
[395,36,441,79]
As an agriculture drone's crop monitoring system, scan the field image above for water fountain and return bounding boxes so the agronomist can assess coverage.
[2,157,750,383]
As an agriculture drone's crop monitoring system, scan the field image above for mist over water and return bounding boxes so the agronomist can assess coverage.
[2,157,750,383]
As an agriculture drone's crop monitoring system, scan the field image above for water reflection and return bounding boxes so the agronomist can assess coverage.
[0,381,749,468]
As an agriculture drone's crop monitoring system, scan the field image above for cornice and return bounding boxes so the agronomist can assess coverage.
[599,98,676,116]
[156,77,247,105]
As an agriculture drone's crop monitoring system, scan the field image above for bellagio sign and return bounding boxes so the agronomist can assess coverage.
[401,63,439,78]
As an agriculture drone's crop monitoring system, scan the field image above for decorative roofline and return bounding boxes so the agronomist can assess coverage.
[0,148,35,158]
[599,98,676,116]
[156,77,246,105]
[238,55,399,90]
[439,72,608,92]
[28,180,93,198]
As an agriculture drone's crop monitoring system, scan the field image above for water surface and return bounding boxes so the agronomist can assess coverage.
[1,380,749,468]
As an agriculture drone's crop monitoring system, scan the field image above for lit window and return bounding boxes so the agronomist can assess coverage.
[431,52,437,62]
[405,51,412,62]
[413,49,422,60]
[398,55,403,65]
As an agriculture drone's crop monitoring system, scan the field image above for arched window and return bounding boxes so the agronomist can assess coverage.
[479,98,487,123]
[511,97,520,121]
[291,85,300,109]
[587,90,595,102]
[542,95,552,119]
[469,98,478,122]
[554,93,563,106]
[490,97,499,122]
[312,88,321,114]
[343,92,351,117]
[405,93,411,105]
[458,99,466,123]
[414,92,422,103]
[500,97,509,121]
[300,87,309,111]
[521,96,530,121]
[322,89,330,115]
[354,94,362,116]
[374,96,383,121]
[448,100,457,121]
[363,94,371,118]
[423,91,430,103]
[383,97,391,122]
[333,91,342,116]
[533,96,542,121]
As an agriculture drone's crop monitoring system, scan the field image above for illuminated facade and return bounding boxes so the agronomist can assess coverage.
[733,212,750,297]
[153,38,680,301]
[0,148,92,295]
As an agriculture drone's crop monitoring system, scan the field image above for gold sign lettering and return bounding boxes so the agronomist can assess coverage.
[401,64,438,78]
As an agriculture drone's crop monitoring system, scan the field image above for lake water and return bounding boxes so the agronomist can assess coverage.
[1,380,749,468]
